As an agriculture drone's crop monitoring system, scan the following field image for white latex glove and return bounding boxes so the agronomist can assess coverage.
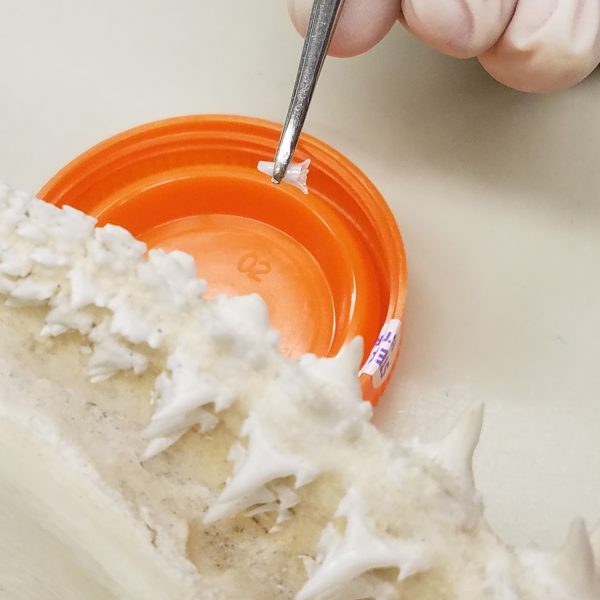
[287,0,600,92]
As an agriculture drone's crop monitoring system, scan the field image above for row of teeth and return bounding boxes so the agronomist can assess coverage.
[1,181,598,599]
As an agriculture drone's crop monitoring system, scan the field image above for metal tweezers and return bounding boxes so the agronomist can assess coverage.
[271,0,345,185]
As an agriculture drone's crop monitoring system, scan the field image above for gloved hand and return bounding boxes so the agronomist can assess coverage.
[287,0,600,92]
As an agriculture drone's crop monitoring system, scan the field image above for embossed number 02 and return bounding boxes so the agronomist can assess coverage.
[237,253,271,282]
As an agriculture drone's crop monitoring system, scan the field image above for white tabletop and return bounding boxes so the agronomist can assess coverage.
[1,0,598,551]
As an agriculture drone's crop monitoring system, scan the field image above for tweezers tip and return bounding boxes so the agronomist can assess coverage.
[271,162,288,185]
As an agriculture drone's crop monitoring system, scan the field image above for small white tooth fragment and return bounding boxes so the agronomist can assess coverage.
[433,405,484,484]
[257,159,311,194]
[553,519,597,598]
[296,491,431,600]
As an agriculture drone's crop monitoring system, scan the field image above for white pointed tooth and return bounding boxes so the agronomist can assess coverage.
[333,336,364,375]
[296,491,430,600]
[298,336,363,382]
[435,405,484,483]
[553,519,597,596]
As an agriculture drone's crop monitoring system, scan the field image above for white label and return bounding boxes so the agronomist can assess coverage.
[359,319,401,388]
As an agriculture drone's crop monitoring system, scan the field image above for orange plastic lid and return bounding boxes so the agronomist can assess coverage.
[38,115,407,404]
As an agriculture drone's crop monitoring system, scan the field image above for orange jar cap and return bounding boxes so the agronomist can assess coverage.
[39,115,407,404]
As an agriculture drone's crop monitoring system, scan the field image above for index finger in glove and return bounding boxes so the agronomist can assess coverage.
[287,0,401,58]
